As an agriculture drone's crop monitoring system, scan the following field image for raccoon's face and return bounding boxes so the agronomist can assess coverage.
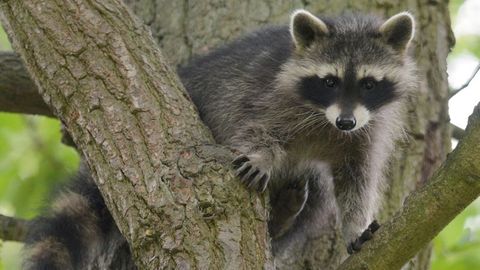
[279,10,415,132]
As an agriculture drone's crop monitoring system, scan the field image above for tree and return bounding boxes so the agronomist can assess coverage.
[1,0,477,270]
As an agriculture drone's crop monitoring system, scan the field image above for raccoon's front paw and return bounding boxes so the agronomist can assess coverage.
[347,220,380,254]
[232,154,271,192]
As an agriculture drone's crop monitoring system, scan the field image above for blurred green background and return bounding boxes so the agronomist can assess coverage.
[0,1,479,269]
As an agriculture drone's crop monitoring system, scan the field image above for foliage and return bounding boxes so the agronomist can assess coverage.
[432,199,480,270]
[0,114,79,218]
[450,35,480,59]
[0,114,80,269]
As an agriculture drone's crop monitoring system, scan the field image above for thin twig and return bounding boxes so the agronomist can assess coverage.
[449,62,480,99]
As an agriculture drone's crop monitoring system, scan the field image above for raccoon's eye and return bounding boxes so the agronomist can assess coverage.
[324,77,337,88]
[362,79,377,90]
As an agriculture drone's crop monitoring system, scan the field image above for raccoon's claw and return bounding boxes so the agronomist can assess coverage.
[232,155,249,167]
[232,154,271,192]
[347,220,380,254]
[368,220,380,233]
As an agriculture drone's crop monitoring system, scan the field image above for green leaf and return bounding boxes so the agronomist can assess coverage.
[0,24,11,50]
[450,35,480,59]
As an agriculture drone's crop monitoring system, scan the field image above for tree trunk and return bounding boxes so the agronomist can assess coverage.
[0,1,272,269]
[0,0,453,269]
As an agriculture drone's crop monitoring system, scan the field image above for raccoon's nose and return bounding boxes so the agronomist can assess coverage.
[336,116,356,131]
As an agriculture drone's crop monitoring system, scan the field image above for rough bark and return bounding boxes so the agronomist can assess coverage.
[0,1,271,269]
[338,103,480,270]
[0,214,28,242]
[0,0,453,269]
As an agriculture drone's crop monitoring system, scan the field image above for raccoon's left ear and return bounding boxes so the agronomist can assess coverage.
[290,9,329,50]
[380,12,415,53]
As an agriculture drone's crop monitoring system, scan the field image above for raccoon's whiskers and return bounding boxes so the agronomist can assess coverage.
[304,116,330,136]
[287,115,315,137]
[289,110,325,136]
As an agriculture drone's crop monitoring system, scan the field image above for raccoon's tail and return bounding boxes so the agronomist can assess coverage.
[23,163,131,270]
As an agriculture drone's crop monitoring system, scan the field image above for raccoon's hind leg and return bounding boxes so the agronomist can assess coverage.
[271,162,340,255]
[23,164,123,270]
[268,177,309,239]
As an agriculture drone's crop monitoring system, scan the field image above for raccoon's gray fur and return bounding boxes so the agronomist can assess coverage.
[24,9,416,269]
[23,162,136,270]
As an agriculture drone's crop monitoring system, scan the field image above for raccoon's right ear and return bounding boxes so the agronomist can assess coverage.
[290,9,329,50]
[380,12,415,53]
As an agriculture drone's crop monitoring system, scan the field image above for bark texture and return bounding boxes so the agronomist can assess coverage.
[0,0,454,269]
[0,1,271,269]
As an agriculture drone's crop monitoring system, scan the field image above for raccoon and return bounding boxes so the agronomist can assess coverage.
[179,9,416,252]
[23,9,416,269]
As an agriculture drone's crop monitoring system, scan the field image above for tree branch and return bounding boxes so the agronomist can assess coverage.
[0,1,271,269]
[0,51,52,116]
[338,102,480,270]
[449,62,480,99]
[0,214,28,242]
[450,123,465,140]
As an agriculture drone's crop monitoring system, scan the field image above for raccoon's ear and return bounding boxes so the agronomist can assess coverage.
[290,9,329,50]
[380,12,415,53]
